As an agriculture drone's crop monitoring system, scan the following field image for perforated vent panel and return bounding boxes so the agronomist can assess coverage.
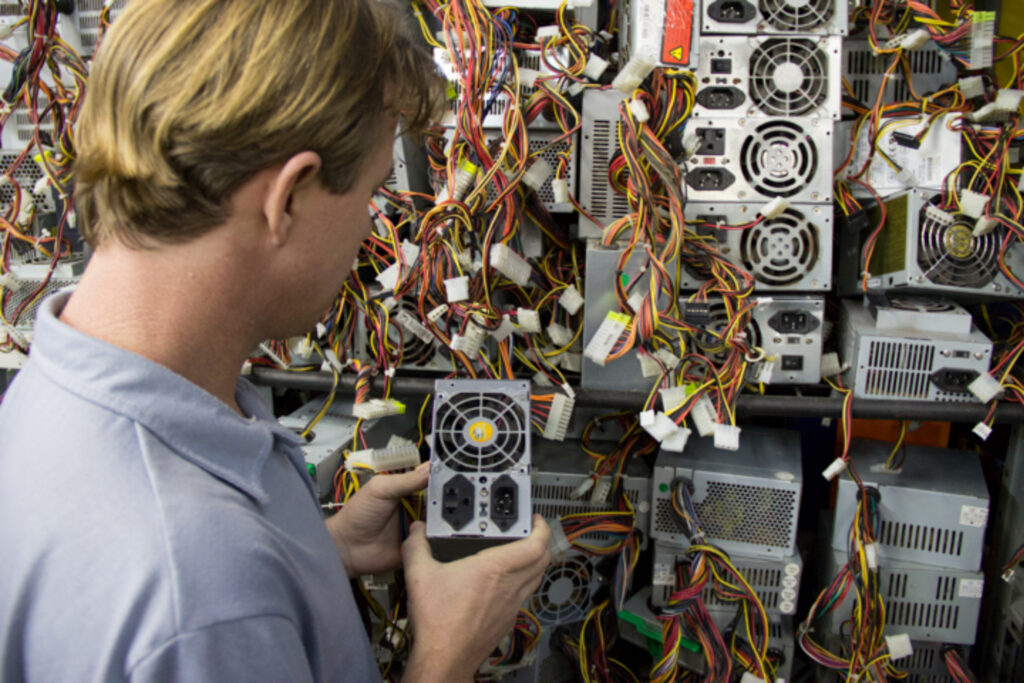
[434,392,527,471]
[527,555,597,626]
[739,121,819,198]
[0,152,56,214]
[862,340,935,399]
[3,276,77,329]
[695,481,797,548]
[587,119,630,223]
[879,520,965,560]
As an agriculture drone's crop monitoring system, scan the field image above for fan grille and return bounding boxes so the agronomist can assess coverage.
[528,556,594,625]
[696,302,762,364]
[749,38,829,116]
[434,392,527,471]
[740,208,819,286]
[759,0,834,32]
[887,296,956,313]
[917,201,1000,289]
[740,121,818,198]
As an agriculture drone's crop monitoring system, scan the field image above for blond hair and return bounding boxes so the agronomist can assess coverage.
[73,0,442,247]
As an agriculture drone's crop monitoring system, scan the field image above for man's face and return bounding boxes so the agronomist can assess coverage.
[278,121,396,336]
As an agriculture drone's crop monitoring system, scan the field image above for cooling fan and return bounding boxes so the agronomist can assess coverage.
[693,301,762,364]
[740,120,819,198]
[527,555,598,626]
[759,0,834,32]
[740,208,820,286]
[917,198,1001,289]
[427,380,533,550]
[886,296,957,313]
[749,38,830,116]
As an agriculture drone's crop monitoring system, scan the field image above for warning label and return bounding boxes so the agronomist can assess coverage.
[661,0,694,66]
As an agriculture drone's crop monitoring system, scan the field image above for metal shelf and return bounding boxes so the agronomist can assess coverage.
[249,368,1024,423]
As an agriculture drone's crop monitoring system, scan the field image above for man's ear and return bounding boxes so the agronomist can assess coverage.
[263,151,323,247]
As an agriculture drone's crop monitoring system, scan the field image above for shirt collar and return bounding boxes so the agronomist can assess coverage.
[29,291,307,505]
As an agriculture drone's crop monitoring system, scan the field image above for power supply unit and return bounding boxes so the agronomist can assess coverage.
[532,439,652,549]
[576,89,632,239]
[619,587,796,681]
[843,39,958,106]
[276,399,418,499]
[581,240,679,392]
[354,295,456,373]
[651,542,803,616]
[836,114,962,198]
[684,294,825,385]
[0,258,85,370]
[680,116,834,204]
[525,551,606,627]
[836,189,1024,300]
[681,201,833,291]
[701,0,848,36]
[837,297,993,403]
[821,548,983,645]
[832,439,989,572]
[618,0,701,70]
[426,380,533,557]
[689,35,842,120]
[651,427,803,559]
[0,151,58,216]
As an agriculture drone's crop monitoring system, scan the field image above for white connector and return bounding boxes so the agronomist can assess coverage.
[996,89,1024,113]
[895,168,917,188]
[444,275,470,303]
[974,216,998,237]
[639,353,664,378]
[590,477,612,504]
[437,161,477,204]
[583,312,630,366]
[345,443,420,473]
[690,395,717,437]
[518,68,539,89]
[640,411,681,443]
[739,673,763,683]
[517,307,541,334]
[522,158,553,193]
[490,243,533,287]
[394,309,435,346]
[582,53,609,81]
[533,371,554,387]
[535,25,561,42]
[660,385,691,412]
[885,634,914,661]
[551,178,570,204]
[558,284,585,315]
[820,352,843,378]
[713,424,741,451]
[682,131,702,158]
[864,542,880,570]
[656,347,681,370]
[661,426,692,453]
[546,322,573,348]
[973,422,993,441]
[960,76,985,99]
[427,303,449,323]
[560,352,582,373]
[33,176,48,196]
[959,189,990,219]
[968,372,1004,403]
[15,188,32,226]
[542,393,574,442]
[628,97,650,123]
[571,477,595,499]
[611,52,656,94]
[352,398,406,420]
[822,457,848,481]
[549,520,571,561]
[891,28,931,51]
[449,321,487,357]
[760,197,790,220]
[490,314,515,343]
[971,11,996,68]
[924,204,955,226]
[0,271,21,292]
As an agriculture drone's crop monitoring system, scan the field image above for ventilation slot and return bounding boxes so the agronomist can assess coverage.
[879,520,965,559]
[863,340,935,398]
[694,481,796,549]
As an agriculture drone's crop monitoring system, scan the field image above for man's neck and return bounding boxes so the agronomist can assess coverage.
[60,237,264,415]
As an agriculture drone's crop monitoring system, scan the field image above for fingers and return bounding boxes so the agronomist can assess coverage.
[362,461,430,501]
[401,521,437,575]
[472,516,552,573]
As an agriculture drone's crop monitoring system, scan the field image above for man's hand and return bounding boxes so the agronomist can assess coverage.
[401,516,552,682]
[324,463,429,578]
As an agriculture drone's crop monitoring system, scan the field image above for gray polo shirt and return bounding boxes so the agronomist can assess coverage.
[0,292,378,682]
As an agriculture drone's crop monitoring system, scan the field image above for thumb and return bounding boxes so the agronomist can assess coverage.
[402,521,437,573]
[364,461,429,501]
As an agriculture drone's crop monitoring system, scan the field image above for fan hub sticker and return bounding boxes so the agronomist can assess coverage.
[943,224,974,260]
[467,419,496,444]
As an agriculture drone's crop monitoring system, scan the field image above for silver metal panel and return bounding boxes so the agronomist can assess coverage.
[679,294,824,384]
[651,543,803,616]
[532,439,652,548]
[681,201,833,291]
[426,380,533,541]
[839,299,993,403]
[681,116,834,204]
[843,39,957,106]
[689,35,842,120]
[702,0,848,35]
[823,549,983,645]
[581,241,679,392]
[577,89,630,238]
[833,439,989,571]
[277,399,417,499]
[837,189,1024,300]
[651,427,803,559]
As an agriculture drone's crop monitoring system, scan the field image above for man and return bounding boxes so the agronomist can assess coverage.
[0,1,551,681]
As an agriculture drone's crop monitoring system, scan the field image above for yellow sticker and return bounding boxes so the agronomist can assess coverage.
[468,420,494,443]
